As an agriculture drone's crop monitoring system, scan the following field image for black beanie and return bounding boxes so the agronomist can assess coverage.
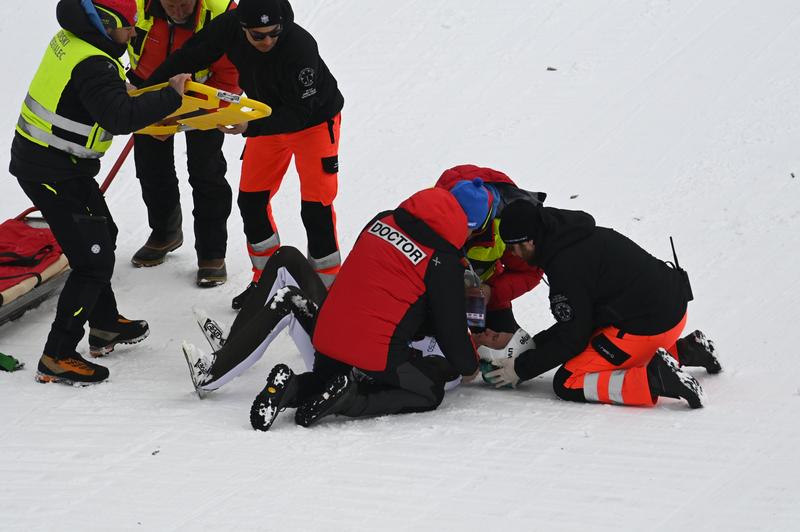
[499,200,540,244]
[236,0,286,28]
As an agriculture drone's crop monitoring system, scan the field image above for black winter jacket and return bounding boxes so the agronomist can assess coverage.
[514,207,690,381]
[10,0,182,182]
[144,5,344,136]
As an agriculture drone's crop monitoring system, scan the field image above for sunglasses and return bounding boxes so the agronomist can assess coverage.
[246,25,283,41]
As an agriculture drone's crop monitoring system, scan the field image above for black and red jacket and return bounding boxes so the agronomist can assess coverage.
[313,188,478,376]
[436,164,545,310]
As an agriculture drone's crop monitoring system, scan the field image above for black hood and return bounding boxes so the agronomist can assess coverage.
[56,0,127,58]
[531,207,595,267]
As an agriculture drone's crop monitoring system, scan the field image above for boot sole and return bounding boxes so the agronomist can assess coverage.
[35,371,105,386]
[89,329,150,358]
[295,375,352,428]
[250,365,296,431]
[196,277,227,288]
[131,241,184,268]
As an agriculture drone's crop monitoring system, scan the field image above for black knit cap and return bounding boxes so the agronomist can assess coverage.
[236,0,285,28]
[499,200,540,244]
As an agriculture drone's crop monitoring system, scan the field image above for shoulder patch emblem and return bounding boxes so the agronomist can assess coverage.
[550,293,574,322]
[298,67,315,87]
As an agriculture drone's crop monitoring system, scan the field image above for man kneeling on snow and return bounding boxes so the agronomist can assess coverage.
[478,200,721,409]
[185,181,496,430]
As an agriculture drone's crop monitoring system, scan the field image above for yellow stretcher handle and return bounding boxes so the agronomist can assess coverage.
[131,81,271,136]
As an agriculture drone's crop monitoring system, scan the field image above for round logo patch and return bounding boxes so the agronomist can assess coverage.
[550,294,574,322]
[298,67,315,87]
[90,244,101,255]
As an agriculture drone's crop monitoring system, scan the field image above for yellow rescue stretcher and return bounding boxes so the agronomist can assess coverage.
[131,81,270,135]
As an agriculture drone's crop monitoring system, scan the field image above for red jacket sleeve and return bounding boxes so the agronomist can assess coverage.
[206,53,241,94]
[485,251,543,309]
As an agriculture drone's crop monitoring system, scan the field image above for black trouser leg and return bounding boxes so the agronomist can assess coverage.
[230,246,327,339]
[300,201,338,259]
[18,178,118,357]
[342,357,448,418]
[133,134,181,240]
[185,129,230,260]
[208,286,319,385]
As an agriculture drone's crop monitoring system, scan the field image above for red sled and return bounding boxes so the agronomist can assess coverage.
[0,137,133,327]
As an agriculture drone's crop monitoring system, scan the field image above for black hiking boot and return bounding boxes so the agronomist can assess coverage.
[88,315,150,357]
[676,330,722,374]
[231,281,257,310]
[36,353,109,386]
[295,372,357,428]
[250,364,299,431]
[647,348,705,409]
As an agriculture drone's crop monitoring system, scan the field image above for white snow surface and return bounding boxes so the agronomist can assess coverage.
[2,1,800,530]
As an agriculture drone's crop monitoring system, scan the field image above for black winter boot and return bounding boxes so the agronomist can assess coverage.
[131,207,183,267]
[250,364,299,431]
[647,348,705,409]
[676,330,722,374]
[295,372,357,427]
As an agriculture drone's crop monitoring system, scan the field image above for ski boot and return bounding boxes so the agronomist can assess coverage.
[250,364,299,431]
[36,353,109,386]
[647,348,705,409]
[181,341,215,399]
[676,330,722,374]
[88,315,150,357]
[295,372,357,428]
[193,307,227,351]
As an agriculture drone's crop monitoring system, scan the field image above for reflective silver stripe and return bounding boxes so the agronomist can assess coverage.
[248,233,280,270]
[17,116,102,159]
[583,373,600,402]
[24,94,93,136]
[608,370,626,404]
[317,271,337,289]
[309,250,341,272]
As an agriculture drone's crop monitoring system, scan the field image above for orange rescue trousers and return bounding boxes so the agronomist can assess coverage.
[238,114,342,286]
[553,313,688,406]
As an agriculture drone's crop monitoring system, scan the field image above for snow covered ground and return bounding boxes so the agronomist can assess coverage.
[2,1,800,530]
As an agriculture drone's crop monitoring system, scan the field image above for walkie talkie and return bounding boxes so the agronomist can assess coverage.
[670,236,694,302]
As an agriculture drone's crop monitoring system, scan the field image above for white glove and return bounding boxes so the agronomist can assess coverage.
[484,357,521,389]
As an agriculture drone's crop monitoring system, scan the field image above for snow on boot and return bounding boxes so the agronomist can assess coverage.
[193,307,227,351]
[676,330,722,374]
[88,315,150,357]
[250,364,298,432]
[231,281,257,311]
[295,372,357,428]
[647,348,705,409]
[181,341,216,399]
[196,259,227,288]
[36,353,109,386]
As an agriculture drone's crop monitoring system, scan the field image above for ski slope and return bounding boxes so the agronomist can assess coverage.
[2,1,800,530]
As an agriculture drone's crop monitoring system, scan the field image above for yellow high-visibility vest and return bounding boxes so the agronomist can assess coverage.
[16,29,125,159]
